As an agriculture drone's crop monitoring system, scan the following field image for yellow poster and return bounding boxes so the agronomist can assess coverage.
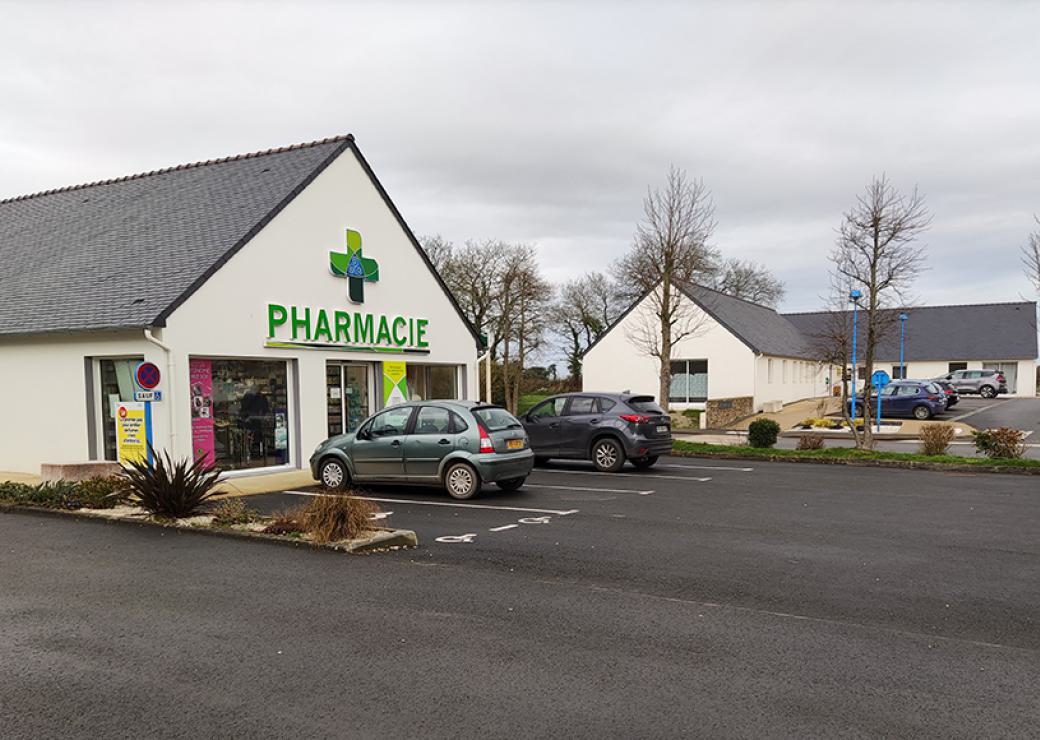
[115,401,152,465]
[382,361,408,406]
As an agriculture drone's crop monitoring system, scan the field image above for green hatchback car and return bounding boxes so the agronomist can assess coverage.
[309,401,534,499]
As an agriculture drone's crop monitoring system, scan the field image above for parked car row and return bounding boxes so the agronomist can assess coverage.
[845,369,1008,421]
[310,392,674,499]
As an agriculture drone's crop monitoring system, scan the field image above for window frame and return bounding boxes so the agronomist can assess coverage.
[669,359,709,404]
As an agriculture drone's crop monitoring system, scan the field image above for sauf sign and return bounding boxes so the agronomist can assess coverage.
[264,227,431,354]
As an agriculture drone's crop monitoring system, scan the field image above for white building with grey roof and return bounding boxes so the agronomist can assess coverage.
[0,135,482,475]
[583,282,1038,414]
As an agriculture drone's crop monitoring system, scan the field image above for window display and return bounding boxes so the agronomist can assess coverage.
[98,357,144,461]
[189,358,290,470]
[405,364,459,401]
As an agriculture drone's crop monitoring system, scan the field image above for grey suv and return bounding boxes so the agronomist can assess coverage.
[934,369,1008,399]
[520,393,672,472]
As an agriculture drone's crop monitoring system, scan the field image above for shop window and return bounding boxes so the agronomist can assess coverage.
[327,363,371,437]
[404,364,459,401]
[669,360,708,403]
[189,358,290,471]
[97,357,144,461]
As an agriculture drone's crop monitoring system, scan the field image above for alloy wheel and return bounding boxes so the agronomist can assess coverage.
[321,460,345,489]
[446,464,477,499]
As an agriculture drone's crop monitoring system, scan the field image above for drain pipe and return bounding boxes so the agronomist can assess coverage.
[144,328,177,453]
[476,349,492,403]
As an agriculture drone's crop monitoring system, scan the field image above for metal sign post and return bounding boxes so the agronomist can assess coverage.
[871,370,891,433]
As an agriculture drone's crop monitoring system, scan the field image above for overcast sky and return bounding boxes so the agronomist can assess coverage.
[2,1,1039,311]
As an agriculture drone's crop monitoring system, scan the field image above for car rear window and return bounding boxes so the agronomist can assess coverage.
[472,406,522,431]
[626,396,665,414]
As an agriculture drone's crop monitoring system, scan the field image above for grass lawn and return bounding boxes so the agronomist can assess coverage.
[518,394,549,415]
[672,439,1040,470]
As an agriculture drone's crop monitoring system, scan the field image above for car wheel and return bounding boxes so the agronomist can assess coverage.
[591,438,625,472]
[913,405,932,420]
[534,456,551,467]
[444,462,480,500]
[979,385,996,399]
[319,458,349,491]
[631,455,659,470]
[495,477,526,491]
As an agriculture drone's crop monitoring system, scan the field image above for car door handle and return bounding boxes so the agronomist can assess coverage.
[390,439,401,447]
[548,422,560,429]
[438,439,451,445]
[589,418,600,423]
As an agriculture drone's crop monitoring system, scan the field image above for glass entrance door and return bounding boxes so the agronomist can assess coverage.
[326,363,371,437]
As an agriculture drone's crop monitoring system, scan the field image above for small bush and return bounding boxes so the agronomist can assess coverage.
[261,506,307,535]
[122,448,222,518]
[919,424,955,456]
[0,479,127,510]
[973,427,1025,459]
[300,493,379,543]
[210,497,260,526]
[796,434,825,450]
[73,476,129,509]
[747,418,781,448]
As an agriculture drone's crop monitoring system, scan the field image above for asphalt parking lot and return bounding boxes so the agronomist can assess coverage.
[3,458,1039,738]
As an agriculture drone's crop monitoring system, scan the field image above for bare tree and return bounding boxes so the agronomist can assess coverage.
[556,272,624,380]
[830,174,931,449]
[614,167,718,409]
[711,258,786,307]
[1023,215,1040,293]
[495,245,552,412]
[419,233,454,273]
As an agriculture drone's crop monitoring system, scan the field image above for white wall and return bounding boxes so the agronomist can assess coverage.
[857,359,1037,397]
[754,356,830,408]
[582,288,757,406]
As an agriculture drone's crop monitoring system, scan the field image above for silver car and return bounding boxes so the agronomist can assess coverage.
[934,369,1008,399]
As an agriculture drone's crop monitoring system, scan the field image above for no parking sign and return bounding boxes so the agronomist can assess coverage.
[134,362,163,402]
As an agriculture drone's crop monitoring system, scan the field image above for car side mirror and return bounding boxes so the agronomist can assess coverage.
[356,429,370,441]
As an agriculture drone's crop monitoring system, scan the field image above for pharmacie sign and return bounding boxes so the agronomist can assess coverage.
[265,303,429,354]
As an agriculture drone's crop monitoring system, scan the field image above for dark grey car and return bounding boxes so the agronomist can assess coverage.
[520,393,672,472]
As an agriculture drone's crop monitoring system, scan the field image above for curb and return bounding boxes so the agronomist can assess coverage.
[671,449,1040,476]
[0,503,419,554]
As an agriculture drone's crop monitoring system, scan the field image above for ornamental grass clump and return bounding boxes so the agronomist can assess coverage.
[918,424,955,457]
[301,493,380,544]
[796,434,825,451]
[747,418,780,448]
[973,427,1025,460]
[122,448,222,518]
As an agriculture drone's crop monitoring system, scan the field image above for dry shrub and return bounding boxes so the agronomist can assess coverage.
[918,424,955,456]
[210,497,260,526]
[796,434,825,451]
[973,427,1025,459]
[262,506,308,535]
[301,493,380,543]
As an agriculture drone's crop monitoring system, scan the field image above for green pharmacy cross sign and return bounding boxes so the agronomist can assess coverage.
[329,228,379,304]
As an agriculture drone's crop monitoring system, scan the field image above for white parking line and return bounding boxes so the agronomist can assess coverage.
[656,463,754,472]
[490,524,519,532]
[526,483,655,496]
[282,490,579,516]
[947,400,1006,422]
[532,469,712,483]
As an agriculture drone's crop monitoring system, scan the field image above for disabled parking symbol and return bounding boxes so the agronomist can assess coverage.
[435,533,477,544]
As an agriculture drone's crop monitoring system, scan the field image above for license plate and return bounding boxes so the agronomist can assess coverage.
[656,425,669,433]
[507,439,524,450]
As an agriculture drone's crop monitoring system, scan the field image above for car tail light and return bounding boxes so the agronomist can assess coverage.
[997,374,1006,382]
[476,423,495,454]
[927,394,940,401]
[620,414,651,424]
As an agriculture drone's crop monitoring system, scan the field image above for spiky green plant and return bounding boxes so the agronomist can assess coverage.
[122,447,222,518]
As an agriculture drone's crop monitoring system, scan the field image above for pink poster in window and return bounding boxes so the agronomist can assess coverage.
[189,358,215,467]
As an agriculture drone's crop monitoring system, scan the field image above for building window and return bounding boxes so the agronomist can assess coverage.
[768,359,774,384]
[97,357,144,461]
[782,360,788,383]
[891,365,907,380]
[189,358,290,471]
[669,360,708,403]
[948,362,968,373]
[404,364,459,401]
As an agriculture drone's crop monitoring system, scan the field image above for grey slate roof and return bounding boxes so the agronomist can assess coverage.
[784,302,1038,361]
[681,283,817,359]
[0,137,352,336]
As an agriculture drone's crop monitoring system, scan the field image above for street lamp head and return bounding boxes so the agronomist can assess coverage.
[849,289,862,302]
[899,312,909,321]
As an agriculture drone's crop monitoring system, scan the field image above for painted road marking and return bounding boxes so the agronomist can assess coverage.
[533,469,712,483]
[435,533,477,543]
[282,490,579,517]
[526,483,654,496]
[656,463,754,472]
[369,511,393,520]
[490,524,519,532]
[518,516,552,524]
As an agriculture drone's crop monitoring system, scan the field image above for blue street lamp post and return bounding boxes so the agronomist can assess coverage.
[899,312,909,379]
[849,290,862,420]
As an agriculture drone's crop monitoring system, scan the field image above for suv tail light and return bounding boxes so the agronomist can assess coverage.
[927,394,940,401]
[476,423,494,454]
[997,373,1006,382]
[620,414,651,424]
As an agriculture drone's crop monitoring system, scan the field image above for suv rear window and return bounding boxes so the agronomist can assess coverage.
[626,396,665,414]
[472,406,522,431]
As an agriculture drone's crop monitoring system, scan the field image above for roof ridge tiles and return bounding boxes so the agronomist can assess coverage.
[782,299,1036,316]
[0,134,354,206]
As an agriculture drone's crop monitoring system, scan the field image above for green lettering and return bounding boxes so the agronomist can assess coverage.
[354,313,374,344]
[391,316,407,346]
[376,315,392,345]
[314,309,332,342]
[334,311,351,343]
[267,303,287,337]
[290,306,311,340]
[416,318,429,348]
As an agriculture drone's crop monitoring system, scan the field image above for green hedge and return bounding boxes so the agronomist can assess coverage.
[0,476,128,510]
